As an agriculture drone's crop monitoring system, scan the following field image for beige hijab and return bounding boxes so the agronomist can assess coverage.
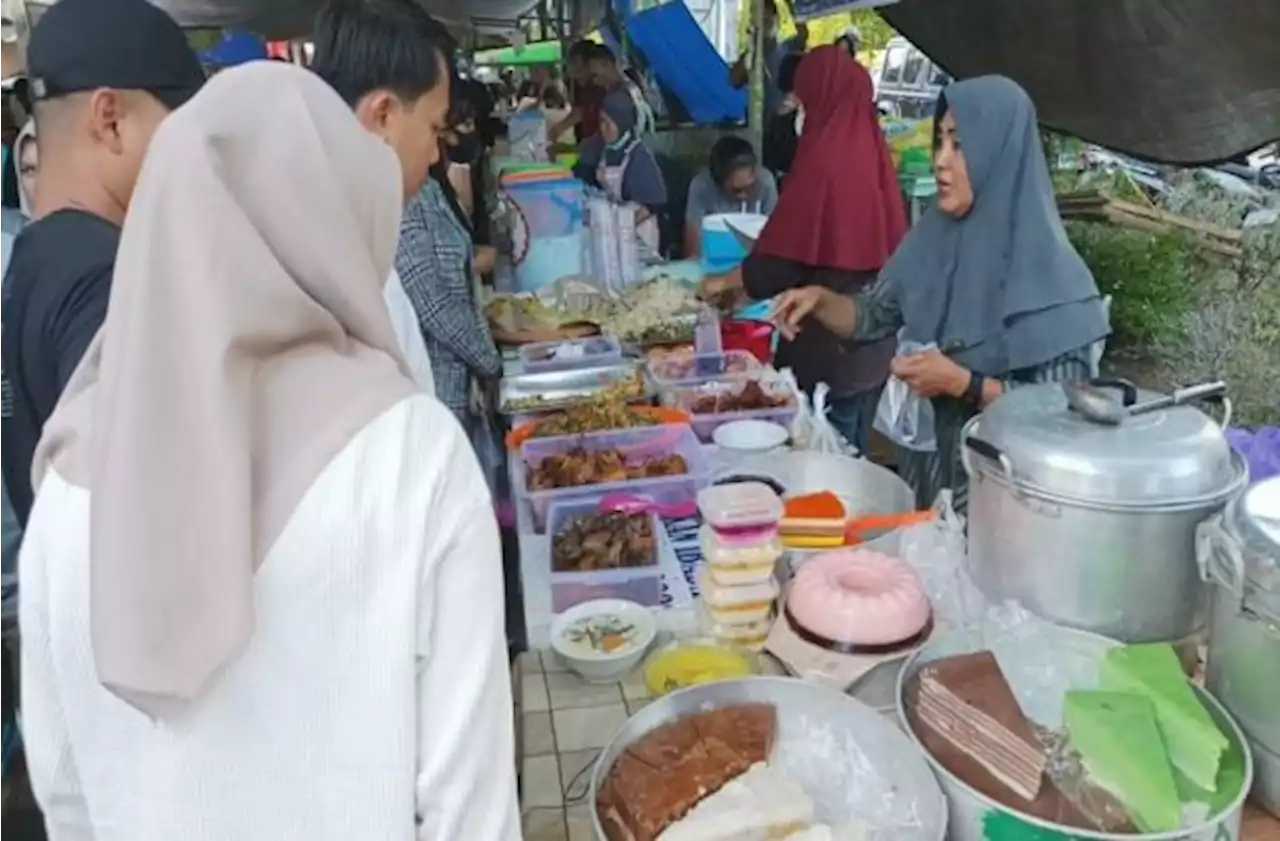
[33,61,417,717]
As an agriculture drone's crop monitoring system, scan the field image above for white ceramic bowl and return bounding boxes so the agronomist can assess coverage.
[549,599,658,684]
[713,419,790,453]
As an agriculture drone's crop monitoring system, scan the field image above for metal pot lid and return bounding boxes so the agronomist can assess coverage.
[969,382,1245,506]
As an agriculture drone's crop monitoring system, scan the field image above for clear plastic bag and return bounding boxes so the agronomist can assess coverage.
[788,370,860,457]
[862,490,983,630]
[874,339,938,452]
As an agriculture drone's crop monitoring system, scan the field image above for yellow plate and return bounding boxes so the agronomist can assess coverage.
[643,641,756,696]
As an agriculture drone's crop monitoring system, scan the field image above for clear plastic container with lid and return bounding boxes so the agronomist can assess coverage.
[696,601,774,651]
[699,525,782,585]
[698,564,779,625]
[697,481,783,532]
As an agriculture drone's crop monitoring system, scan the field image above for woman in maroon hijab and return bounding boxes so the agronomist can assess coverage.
[705,46,905,454]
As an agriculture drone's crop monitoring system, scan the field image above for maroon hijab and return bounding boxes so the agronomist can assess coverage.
[753,46,906,271]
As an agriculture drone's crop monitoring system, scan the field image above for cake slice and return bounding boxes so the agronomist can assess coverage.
[781,492,846,539]
[689,703,776,766]
[1099,643,1228,792]
[916,651,1046,801]
[612,739,752,841]
[1064,690,1181,833]
[657,763,813,840]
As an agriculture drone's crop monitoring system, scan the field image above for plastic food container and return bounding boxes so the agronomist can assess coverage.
[519,336,622,373]
[646,349,763,391]
[642,639,757,696]
[519,425,711,532]
[698,564,779,625]
[696,601,775,651]
[697,482,783,532]
[547,499,662,613]
[700,525,782,585]
[669,378,799,442]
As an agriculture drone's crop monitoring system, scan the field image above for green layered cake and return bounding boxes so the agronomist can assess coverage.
[1099,643,1228,791]
[1064,691,1181,833]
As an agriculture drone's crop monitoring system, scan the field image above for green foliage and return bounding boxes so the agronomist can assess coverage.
[849,9,897,51]
[1066,222,1197,348]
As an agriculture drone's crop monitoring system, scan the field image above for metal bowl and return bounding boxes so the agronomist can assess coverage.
[897,623,1255,841]
[589,676,948,840]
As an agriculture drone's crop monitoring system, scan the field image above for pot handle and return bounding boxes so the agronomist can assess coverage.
[1196,515,1246,605]
[1087,377,1138,406]
[963,434,1018,490]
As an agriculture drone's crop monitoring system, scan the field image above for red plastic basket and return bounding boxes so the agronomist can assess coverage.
[720,319,775,365]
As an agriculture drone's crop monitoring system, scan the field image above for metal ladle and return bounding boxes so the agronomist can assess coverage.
[1063,378,1228,426]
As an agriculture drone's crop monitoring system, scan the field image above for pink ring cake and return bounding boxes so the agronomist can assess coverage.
[788,548,930,646]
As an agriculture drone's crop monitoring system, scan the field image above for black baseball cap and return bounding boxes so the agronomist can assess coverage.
[27,0,204,112]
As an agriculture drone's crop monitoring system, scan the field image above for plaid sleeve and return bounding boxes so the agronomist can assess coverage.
[395,187,502,381]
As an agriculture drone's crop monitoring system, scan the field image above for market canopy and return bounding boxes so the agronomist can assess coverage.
[20,0,599,38]
[880,0,1280,165]
[473,39,561,66]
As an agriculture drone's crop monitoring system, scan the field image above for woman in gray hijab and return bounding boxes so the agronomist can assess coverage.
[773,75,1110,512]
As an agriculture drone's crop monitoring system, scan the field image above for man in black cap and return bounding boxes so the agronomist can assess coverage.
[1,0,204,526]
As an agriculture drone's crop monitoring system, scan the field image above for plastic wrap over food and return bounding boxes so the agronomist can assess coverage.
[756,682,943,837]
[532,275,610,313]
[861,491,984,631]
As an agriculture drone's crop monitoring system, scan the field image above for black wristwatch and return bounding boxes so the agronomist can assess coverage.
[964,371,985,406]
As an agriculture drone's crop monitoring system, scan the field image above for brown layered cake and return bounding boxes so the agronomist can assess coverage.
[904,672,1136,833]
[915,651,1046,801]
[597,703,777,841]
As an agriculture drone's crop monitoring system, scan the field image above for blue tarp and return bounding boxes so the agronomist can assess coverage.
[200,32,267,68]
[610,2,746,125]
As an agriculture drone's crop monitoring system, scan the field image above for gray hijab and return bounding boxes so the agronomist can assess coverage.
[888,75,1109,375]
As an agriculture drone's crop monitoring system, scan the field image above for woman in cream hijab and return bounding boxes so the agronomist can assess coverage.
[20,62,520,841]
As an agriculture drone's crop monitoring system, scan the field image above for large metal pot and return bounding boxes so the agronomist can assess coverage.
[961,380,1248,643]
[1199,476,1280,817]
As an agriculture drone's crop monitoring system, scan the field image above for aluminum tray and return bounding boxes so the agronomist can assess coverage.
[590,677,947,840]
[498,362,652,415]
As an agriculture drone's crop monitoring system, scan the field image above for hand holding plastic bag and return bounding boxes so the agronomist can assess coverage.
[874,339,938,452]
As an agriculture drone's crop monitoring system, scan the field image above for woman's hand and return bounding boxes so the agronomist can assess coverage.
[770,286,826,340]
[890,349,970,398]
[473,245,497,275]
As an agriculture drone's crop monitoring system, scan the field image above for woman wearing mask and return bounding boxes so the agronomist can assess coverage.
[704,47,906,455]
[20,63,519,840]
[773,76,1110,512]
[575,89,667,254]
[397,102,504,439]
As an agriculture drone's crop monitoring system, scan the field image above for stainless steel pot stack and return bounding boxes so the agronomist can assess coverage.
[961,379,1248,644]
[1199,476,1280,817]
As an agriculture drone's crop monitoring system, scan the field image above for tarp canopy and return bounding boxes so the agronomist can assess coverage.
[24,0,587,39]
[473,39,561,65]
[880,0,1280,165]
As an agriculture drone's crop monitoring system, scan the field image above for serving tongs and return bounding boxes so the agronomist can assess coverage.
[1063,378,1229,426]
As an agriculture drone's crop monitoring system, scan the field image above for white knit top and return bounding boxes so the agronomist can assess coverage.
[386,268,436,396]
[20,395,520,841]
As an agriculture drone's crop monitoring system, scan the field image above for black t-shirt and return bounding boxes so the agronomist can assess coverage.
[1,209,118,524]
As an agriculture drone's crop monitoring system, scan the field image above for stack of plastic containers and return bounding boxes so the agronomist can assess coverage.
[696,482,783,651]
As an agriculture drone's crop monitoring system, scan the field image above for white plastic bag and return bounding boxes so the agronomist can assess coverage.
[873,339,938,452]
[786,370,860,457]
